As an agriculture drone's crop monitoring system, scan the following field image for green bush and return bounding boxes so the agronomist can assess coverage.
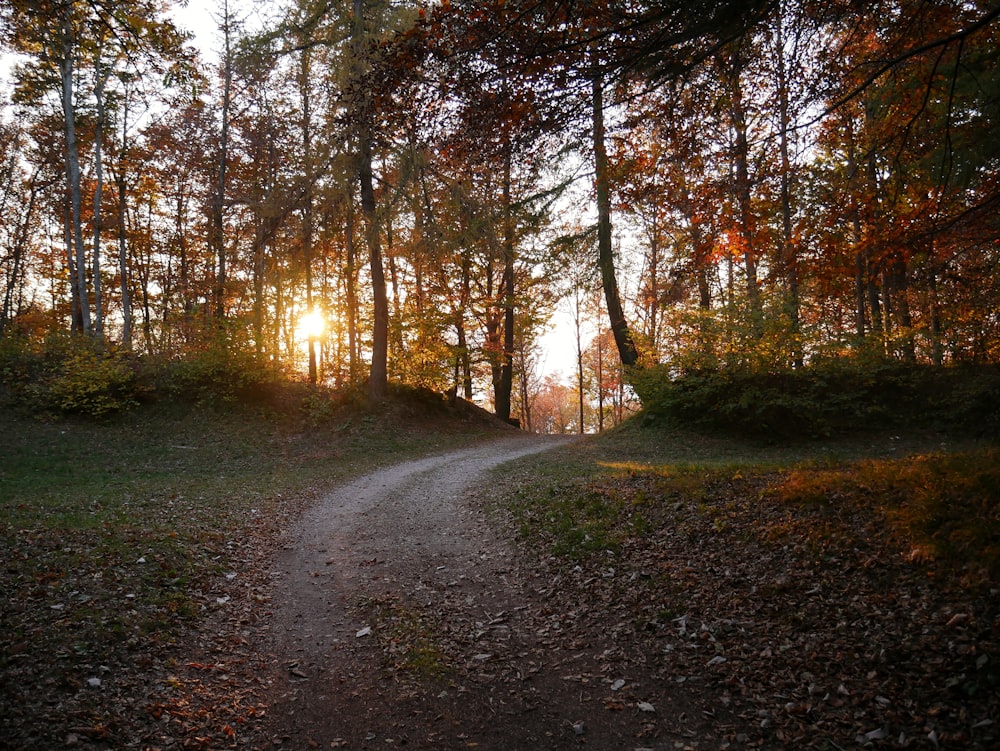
[143,346,286,407]
[0,334,141,417]
[633,360,1000,440]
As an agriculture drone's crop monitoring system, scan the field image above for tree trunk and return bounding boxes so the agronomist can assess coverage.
[496,143,516,422]
[725,47,763,338]
[359,130,388,402]
[844,113,866,344]
[354,0,388,403]
[92,47,107,338]
[345,199,360,381]
[62,11,90,336]
[596,331,605,432]
[385,217,405,361]
[893,256,915,361]
[774,8,800,366]
[301,48,317,383]
[927,258,943,366]
[459,252,473,399]
[592,66,639,369]
[116,132,132,349]
[574,287,585,435]
[212,0,234,327]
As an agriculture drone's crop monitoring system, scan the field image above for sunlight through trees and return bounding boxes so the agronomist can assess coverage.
[1,0,998,429]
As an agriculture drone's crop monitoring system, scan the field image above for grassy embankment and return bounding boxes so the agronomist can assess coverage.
[0,391,501,749]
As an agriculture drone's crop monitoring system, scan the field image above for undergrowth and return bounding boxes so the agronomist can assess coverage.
[632,360,1000,440]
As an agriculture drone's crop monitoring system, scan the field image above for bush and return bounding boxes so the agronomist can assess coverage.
[143,346,286,407]
[40,348,140,417]
[0,334,141,417]
[633,360,1000,440]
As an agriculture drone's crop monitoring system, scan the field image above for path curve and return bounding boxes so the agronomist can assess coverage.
[261,435,567,748]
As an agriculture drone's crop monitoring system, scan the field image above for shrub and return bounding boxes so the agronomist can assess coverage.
[0,334,141,417]
[633,360,1000,440]
[39,347,140,417]
[143,346,286,407]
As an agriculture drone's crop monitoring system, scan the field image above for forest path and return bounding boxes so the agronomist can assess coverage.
[259,434,602,750]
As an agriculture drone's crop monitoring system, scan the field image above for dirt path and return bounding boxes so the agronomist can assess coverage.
[259,435,610,749]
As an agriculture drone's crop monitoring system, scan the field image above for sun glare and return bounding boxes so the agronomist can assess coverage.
[299,310,326,340]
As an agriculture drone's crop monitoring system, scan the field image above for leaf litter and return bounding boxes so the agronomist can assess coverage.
[3,427,997,750]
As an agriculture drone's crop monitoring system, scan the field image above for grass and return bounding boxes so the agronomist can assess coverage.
[358,595,451,680]
[769,448,1000,577]
[488,419,999,582]
[0,396,499,750]
[476,419,999,749]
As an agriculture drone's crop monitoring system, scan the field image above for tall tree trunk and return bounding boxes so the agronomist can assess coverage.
[354,0,388,403]
[300,48,317,383]
[459,252,473,399]
[867,258,884,347]
[345,199,360,381]
[62,10,90,336]
[116,119,132,349]
[359,129,388,402]
[496,142,516,422]
[574,287,585,435]
[864,100,886,352]
[597,331,605,432]
[774,7,800,366]
[844,113,867,344]
[855,249,866,340]
[385,217,405,361]
[212,0,234,327]
[724,47,763,338]
[253,220,266,357]
[893,256,915,361]
[592,66,639,369]
[927,258,943,366]
[91,46,107,338]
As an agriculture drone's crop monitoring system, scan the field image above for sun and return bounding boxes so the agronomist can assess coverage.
[298,309,326,340]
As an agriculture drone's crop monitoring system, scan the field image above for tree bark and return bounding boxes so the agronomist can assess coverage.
[345,199,360,381]
[62,9,90,336]
[116,111,133,349]
[774,7,800,366]
[724,46,763,338]
[92,46,107,338]
[354,0,388,402]
[592,66,639,369]
[211,0,234,327]
[495,142,516,422]
[300,48,317,383]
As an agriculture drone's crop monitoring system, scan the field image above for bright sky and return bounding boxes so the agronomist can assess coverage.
[168,2,210,49]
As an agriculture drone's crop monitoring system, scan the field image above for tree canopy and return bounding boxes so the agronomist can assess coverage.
[2,0,998,428]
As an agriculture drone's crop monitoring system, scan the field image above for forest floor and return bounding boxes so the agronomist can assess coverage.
[1,405,998,750]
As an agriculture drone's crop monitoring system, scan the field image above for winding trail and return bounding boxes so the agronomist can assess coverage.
[260,435,569,748]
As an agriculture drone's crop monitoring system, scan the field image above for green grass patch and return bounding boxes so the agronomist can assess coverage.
[358,595,451,680]
[487,421,998,588]
[0,393,498,749]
